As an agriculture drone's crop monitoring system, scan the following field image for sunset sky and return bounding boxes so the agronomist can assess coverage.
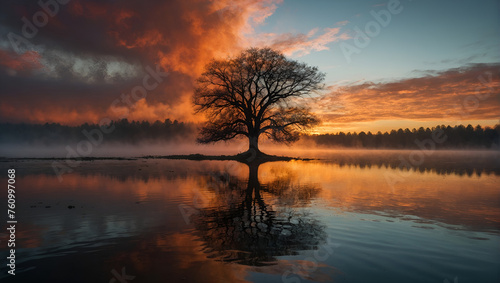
[0,0,499,133]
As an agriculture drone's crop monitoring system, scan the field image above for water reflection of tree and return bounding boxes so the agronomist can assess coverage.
[191,162,326,266]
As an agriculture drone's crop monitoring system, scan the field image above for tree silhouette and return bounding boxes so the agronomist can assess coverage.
[191,161,325,266]
[193,47,324,155]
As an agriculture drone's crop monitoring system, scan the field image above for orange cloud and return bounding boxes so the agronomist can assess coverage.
[0,50,43,72]
[106,97,197,122]
[249,27,350,57]
[312,63,500,131]
[0,0,283,125]
[0,102,102,125]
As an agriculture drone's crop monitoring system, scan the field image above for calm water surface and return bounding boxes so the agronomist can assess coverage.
[0,150,499,282]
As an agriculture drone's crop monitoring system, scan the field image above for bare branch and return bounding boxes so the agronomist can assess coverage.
[193,48,324,150]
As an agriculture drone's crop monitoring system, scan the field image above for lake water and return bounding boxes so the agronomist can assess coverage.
[0,150,499,282]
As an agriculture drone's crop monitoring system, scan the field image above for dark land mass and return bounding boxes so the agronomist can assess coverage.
[0,152,314,164]
[143,152,317,166]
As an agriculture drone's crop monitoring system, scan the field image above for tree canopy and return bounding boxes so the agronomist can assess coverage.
[193,47,324,154]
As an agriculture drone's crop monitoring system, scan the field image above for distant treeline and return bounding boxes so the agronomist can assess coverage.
[1,121,499,149]
[0,119,196,145]
[309,124,500,149]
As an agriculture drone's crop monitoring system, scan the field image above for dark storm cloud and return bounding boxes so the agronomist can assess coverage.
[0,0,272,124]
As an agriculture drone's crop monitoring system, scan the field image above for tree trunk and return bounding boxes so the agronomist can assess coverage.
[248,135,260,153]
[245,163,260,206]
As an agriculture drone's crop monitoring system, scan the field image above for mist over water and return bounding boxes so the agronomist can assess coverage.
[2,140,500,158]
[0,142,241,158]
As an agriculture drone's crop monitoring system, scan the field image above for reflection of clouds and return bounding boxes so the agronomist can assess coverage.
[270,160,500,233]
[46,230,252,283]
[260,166,322,206]
[0,158,498,282]
[5,156,500,242]
[108,232,251,282]
[2,168,204,252]
[263,149,500,177]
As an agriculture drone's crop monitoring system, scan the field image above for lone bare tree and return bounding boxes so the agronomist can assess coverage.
[193,47,324,156]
